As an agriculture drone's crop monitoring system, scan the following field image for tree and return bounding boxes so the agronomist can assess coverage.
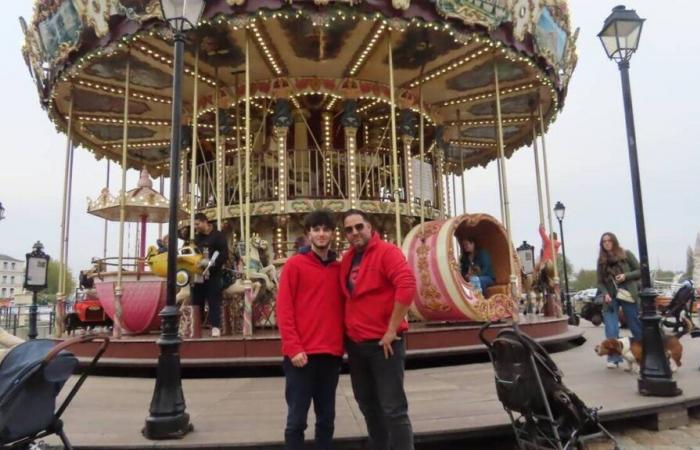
[572,269,598,291]
[556,254,574,283]
[39,260,75,303]
[682,246,694,282]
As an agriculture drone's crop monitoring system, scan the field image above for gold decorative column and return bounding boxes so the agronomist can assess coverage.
[402,135,415,215]
[345,126,359,208]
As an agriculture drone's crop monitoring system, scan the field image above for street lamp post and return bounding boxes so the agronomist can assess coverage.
[24,241,50,340]
[599,5,680,397]
[143,0,205,439]
[553,202,575,325]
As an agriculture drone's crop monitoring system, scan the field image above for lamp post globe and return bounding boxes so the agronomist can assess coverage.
[553,202,574,325]
[143,0,205,439]
[599,6,680,397]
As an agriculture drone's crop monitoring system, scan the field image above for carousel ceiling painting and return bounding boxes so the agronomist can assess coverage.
[22,0,578,174]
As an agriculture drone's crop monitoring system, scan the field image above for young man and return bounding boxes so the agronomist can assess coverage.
[276,210,344,450]
[192,212,228,337]
[340,209,416,450]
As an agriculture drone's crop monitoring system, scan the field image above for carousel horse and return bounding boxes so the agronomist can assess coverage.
[247,233,280,291]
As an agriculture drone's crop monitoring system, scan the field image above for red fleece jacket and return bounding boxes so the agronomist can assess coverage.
[340,233,416,342]
[276,248,344,358]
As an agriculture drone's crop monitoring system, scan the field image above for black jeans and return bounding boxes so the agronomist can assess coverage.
[346,338,414,450]
[283,354,342,450]
[192,271,222,328]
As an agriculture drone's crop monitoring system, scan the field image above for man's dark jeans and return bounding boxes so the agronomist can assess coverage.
[192,271,222,328]
[283,354,342,450]
[346,338,414,450]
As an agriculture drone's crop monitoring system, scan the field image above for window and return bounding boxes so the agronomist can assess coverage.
[10,263,15,270]
[10,276,14,284]
[9,288,13,295]
[2,262,6,269]
[2,276,5,283]
[1,288,5,297]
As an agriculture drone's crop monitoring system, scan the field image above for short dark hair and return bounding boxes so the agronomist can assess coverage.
[194,212,208,222]
[303,209,335,231]
[341,208,371,224]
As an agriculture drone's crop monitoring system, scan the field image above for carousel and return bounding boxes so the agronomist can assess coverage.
[21,0,580,368]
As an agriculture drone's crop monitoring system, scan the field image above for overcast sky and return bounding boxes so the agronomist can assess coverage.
[1,1,697,279]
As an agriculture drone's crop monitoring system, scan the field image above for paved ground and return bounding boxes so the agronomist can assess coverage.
[42,319,700,449]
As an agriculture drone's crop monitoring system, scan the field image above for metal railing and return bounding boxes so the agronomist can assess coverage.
[0,304,56,340]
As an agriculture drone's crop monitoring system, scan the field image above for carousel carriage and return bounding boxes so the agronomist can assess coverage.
[22,0,578,340]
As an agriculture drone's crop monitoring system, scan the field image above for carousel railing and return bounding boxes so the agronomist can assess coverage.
[90,256,150,278]
[192,147,430,210]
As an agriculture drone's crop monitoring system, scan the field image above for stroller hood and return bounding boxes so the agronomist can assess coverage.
[0,340,77,402]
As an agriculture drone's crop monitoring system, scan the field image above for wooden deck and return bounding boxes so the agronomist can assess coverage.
[48,320,700,449]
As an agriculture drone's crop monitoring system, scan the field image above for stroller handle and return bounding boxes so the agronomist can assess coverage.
[478,321,494,348]
[44,333,110,365]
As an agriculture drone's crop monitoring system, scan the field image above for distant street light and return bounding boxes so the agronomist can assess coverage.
[599,5,680,397]
[553,202,575,325]
[143,0,205,440]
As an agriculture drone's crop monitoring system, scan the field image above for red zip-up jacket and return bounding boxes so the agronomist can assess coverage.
[276,247,344,358]
[340,233,416,342]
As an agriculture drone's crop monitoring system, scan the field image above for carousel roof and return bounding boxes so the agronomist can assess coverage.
[22,0,577,175]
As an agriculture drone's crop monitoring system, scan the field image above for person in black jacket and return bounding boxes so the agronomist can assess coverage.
[193,212,229,337]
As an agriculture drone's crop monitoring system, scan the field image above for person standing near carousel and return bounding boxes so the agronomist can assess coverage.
[276,209,343,450]
[340,208,416,450]
[596,232,643,369]
[192,212,228,338]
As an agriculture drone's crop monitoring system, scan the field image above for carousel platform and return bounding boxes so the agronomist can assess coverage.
[60,314,578,371]
[47,320,700,449]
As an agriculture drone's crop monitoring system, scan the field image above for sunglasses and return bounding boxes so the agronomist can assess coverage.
[344,223,365,234]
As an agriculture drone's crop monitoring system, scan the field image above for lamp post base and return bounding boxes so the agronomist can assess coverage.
[638,377,682,397]
[143,412,193,439]
[637,288,682,397]
[143,305,193,439]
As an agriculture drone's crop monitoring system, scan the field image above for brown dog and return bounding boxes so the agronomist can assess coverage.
[595,335,683,373]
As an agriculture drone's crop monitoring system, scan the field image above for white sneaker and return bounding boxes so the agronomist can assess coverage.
[606,361,618,369]
[211,327,221,338]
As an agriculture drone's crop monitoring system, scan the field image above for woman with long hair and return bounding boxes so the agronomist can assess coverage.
[596,232,643,369]
[459,237,495,293]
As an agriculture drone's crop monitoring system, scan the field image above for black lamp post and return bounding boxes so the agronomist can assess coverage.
[24,241,50,340]
[143,0,205,439]
[553,202,575,325]
[599,5,680,397]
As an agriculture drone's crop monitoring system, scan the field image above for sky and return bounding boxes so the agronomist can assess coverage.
[0,1,698,278]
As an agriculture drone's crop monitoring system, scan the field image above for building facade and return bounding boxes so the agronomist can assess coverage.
[0,254,25,300]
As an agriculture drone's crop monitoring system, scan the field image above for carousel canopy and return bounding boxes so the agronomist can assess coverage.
[87,168,186,222]
[22,0,577,175]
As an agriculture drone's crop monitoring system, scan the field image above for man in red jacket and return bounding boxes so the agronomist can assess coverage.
[276,209,343,450]
[340,209,416,450]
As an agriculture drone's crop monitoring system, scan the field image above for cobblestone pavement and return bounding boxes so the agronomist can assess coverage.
[583,416,700,450]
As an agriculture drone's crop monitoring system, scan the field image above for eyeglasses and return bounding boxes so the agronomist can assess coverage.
[344,223,365,234]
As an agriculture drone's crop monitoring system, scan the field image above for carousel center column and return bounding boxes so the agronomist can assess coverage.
[272,99,292,260]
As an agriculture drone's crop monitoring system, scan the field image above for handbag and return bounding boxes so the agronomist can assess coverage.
[612,278,636,303]
[616,287,636,303]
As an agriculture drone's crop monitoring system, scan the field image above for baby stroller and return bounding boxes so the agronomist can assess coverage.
[479,322,618,449]
[0,334,109,449]
[659,281,697,336]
